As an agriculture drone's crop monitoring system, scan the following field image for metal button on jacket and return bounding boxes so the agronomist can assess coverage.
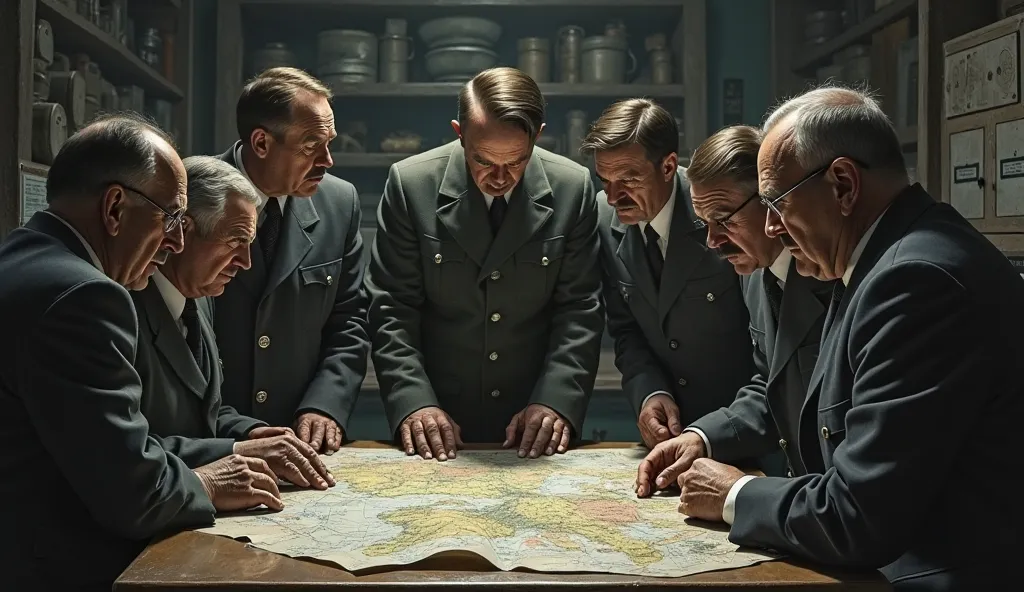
[821,426,830,439]
[677,377,687,386]
[706,292,715,302]
[258,335,270,349]
[779,438,787,449]
[669,339,679,350]
[490,389,500,398]
[541,256,550,266]
[434,253,442,264]
[490,312,501,322]
[255,390,268,403]
[490,270,501,280]
[489,352,499,361]
[326,275,333,285]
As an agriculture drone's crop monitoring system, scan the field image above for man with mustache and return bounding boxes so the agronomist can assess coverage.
[635,125,834,498]
[586,99,754,450]
[213,67,370,452]
[0,114,285,591]
[367,67,603,460]
[132,155,335,491]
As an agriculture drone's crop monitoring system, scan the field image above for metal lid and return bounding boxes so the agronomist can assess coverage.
[582,35,627,51]
[318,58,376,76]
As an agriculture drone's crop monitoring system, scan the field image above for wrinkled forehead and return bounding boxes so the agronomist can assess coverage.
[757,123,801,199]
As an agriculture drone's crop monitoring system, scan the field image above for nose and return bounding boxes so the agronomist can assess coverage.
[606,187,625,205]
[765,207,783,239]
[317,144,333,169]
[165,222,185,254]
[706,223,728,249]
[238,244,253,271]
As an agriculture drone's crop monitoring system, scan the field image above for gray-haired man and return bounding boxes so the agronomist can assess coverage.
[132,155,335,491]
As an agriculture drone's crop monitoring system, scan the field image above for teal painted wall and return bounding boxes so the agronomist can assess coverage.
[706,0,772,129]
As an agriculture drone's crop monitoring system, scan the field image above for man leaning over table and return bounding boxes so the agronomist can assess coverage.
[132,155,335,491]
[637,86,1024,591]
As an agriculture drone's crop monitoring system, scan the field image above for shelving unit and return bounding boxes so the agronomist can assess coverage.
[0,0,195,238]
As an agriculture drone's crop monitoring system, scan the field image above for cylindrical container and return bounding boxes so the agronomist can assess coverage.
[517,37,550,83]
[650,48,673,84]
[379,34,413,83]
[138,27,162,69]
[581,35,633,84]
[48,70,87,131]
[250,42,295,75]
[35,19,54,65]
[566,110,588,162]
[556,25,584,83]
[32,102,68,165]
[317,29,378,75]
[49,52,70,72]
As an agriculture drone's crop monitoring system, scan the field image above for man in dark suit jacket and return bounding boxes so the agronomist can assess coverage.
[657,87,1024,590]
[635,125,834,489]
[0,114,282,591]
[213,67,370,453]
[585,99,755,450]
[133,155,334,490]
[367,67,603,460]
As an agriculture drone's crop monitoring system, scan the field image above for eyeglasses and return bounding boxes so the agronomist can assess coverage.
[713,191,759,230]
[111,182,185,233]
[759,157,870,218]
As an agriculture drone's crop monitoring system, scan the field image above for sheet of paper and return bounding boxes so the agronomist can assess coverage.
[198,448,779,578]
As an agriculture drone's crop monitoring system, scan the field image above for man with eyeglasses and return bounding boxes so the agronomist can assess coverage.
[586,99,754,450]
[0,114,287,591]
[649,87,1023,590]
[635,124,834,495]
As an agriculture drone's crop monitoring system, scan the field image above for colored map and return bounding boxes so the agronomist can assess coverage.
[197,448,779,577]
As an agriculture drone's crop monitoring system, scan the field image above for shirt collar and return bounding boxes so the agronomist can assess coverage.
[42,211,103,272]
[843,205,889,286]
[151,269,187,321]
[768,248,792,285]
[639,181,678,242]
[234,143,287,215]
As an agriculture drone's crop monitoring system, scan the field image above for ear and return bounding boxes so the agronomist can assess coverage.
[661,152,679,181]
[100,185,127,237]
[450,120,462,140]
[829,158,861,216]
[250,127,271,159]
[534,122,546,142]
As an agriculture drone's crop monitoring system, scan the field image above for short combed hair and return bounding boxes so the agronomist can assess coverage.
[458,67,545,138]
[182,156,261,238]
[580,98,678,163]
[763,84,906,174]
[685,125,762,192]
[236,67,333,142]
[46,112,176,204]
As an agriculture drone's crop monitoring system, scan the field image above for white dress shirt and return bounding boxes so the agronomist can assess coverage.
[233,143,287,225]
[42,211,103,272]
[151,270,188,336]
[721,208,889,526]
[638,182,678,258]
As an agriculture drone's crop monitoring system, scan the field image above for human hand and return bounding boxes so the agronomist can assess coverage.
[503,404,571,458]
[293,412,343,453]
[678,458,746,522]
[247,426,295,439]
[634,430,706,497]
[233,434,335,490]
[637,394,683,448]
[399,406,463,461]
[194,454,284,512]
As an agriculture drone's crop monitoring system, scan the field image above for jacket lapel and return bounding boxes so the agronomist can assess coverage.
[138,283,208,399]
[658,169,712,325]
[754,270,778,372]
[263,197,316,298]
[615,220,658,309]
[195,297,221,433]
[767,260,827,384]
[436,143,493,267]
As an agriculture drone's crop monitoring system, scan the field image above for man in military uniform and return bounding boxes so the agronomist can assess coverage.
[367,67,604,461]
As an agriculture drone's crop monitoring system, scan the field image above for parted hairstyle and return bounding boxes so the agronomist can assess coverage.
[685,125,763,193]
[457,67,545,138]
[580,98,678,163]
[181,156,261,238]
[46,111,176,204]
[236,67,333,143]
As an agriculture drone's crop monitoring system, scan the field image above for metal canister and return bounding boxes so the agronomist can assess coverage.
[32,102,68,165]
[517,37,550,83]
[35,20,54,65]
[378,34,413,83]
[48,70,87,131]
[650,48,673,84]
[556,26,584,84]
[250,42,296,76]
[33,59,51,102]
[317,29,378,75]
[581,35,634,85]
[138,27,162,69]
[566,110,588,162]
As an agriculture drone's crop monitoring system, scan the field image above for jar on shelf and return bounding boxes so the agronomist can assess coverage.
[517,37,551,83]
[556,25,585,84]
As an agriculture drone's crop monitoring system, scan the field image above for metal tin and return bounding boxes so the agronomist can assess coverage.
[517,37,550,83]
[48,70,87,131]
[32,102,68,165]
[35,19,54,65]
[317,29,378,71]
[650,48,673,84]
[379,34,414,84]
[556,25,585,84]
[250,42,296,76]
[581,35,634,84]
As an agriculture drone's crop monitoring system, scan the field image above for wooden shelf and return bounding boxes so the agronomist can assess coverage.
[332,153,414,168]
[243,0,683,6]
[792,0,917,74]
[36,0,184,100]
[329,83,684,99]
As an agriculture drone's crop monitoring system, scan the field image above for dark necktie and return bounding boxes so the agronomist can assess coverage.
[763,269,784,322]
[489,196,508,236]
[181,299,204,367]
[259,201,283,266]
[821,283,846,338]
[644,225,664,286]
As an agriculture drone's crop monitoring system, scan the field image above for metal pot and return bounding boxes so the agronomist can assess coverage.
[581,35,636,84]
[318,29,378,72]
[424,46,499,82]
[418,17,502,49]
[517,37,550,83]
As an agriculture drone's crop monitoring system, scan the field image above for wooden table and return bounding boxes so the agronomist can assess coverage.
[114,442,890,591]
